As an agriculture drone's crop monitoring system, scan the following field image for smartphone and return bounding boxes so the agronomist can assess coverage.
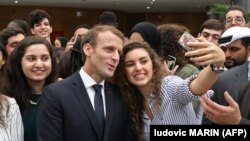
[178,31,198,51]
[71,34,79,44]
[167,55,176,70]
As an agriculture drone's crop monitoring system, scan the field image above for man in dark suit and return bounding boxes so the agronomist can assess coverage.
[201,62,248,124]
[237,81,250,124]
[200,79,250,125]
[202,26,250,124]
[37,25,135,141]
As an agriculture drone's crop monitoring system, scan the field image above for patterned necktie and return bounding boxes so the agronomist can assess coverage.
[92,84,105,137]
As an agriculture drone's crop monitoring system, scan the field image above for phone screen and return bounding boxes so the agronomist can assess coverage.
[178,32,198,51]
[167,55,176,70]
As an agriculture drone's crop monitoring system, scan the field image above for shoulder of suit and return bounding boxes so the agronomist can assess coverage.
[104,81,121,95]
[219,63,248,77]
[105,80,119,89]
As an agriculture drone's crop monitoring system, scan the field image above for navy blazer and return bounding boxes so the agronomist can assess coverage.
[37,72,135,141]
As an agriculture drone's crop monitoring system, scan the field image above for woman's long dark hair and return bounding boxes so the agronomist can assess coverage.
[1,36,57,114]
[114,41,166,140]
[57,37,83,79]
[159,24,191,68]
[0,43,8,77]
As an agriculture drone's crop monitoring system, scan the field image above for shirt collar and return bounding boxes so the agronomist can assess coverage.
[79,68,105,89]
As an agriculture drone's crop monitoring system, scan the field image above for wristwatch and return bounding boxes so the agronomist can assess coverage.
[210,64,226,73]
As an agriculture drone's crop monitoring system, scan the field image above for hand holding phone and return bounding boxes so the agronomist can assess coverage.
[71,34,79,44]
[65,34,79,51]
[178,32,198,51]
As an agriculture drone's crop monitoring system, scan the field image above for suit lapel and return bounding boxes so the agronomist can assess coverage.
[70,72,102,140]
[103,82,114,141]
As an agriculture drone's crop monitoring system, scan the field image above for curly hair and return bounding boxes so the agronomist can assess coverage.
[29,9,51,28]
[159,24,193,68]
[114,41,167,140]
[0,95,9,126]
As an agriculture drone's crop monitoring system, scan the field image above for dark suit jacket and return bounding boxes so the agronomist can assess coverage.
[37,72,135,141]
[238,81,250,124]
[202,62,249,124]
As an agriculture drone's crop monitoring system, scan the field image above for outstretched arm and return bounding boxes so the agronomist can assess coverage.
[185,39,225,95]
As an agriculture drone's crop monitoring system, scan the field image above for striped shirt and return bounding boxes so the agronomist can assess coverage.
[0,97,24,141]
[143,75,213,141]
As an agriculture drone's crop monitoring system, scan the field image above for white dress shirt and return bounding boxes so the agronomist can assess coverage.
[79,68,106,117]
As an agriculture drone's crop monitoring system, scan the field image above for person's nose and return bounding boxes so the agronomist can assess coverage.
[207,36,213,43]
[41,24,47,28]
[35,59,43,67]
[135,62,142,71]
[111,51,120,63]
[225,50,232,58]
[231,19,237,25]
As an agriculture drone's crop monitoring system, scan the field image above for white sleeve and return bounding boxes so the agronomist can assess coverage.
[5,98,24,141]
[162,75,199,105]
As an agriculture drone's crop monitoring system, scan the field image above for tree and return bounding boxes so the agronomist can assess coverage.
[207,1,250,21]
[227,0,240,5]
[207,3,229,20]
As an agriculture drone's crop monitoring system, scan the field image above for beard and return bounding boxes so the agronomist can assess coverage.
[225,58,246,69]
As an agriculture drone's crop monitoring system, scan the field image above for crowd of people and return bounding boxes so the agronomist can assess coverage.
[0,4,249,141]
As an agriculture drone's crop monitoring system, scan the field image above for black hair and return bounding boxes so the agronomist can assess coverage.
[99,11,118,27]
[0,27,25,47]
[200,19,224,31]
[2,36,57,114]
[29,9,51,28]
[73,24,91,32]
[7,19,29,36]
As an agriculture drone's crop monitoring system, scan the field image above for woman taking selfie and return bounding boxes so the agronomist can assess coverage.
[114,40,225,141]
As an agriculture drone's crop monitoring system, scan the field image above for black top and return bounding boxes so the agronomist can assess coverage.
[23,94,42,141]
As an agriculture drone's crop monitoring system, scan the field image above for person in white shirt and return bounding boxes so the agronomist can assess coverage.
[0,95,23,141]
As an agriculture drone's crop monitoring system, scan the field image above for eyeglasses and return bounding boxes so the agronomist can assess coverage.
[225,16,245,25]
